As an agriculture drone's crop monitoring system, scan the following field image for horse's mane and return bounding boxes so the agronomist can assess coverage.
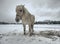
[23,6,31,16]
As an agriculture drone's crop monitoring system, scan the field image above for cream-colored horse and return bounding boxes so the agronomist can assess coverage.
[15,5,35,36]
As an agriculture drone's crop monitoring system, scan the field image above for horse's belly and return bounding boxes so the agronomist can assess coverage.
[24,21,28,24]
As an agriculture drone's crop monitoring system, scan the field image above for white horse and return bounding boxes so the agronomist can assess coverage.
[15,5,35,36]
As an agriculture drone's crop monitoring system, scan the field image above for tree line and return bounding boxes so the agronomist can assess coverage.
[0,20,60,24]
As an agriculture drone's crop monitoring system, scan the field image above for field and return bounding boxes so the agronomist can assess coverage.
[0,24,60,44]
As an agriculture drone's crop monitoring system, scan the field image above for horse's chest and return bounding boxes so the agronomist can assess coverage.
[22,17,30,24]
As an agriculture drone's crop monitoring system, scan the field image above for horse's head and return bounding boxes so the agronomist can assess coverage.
[15,5,24,22]
[16,5,24,17]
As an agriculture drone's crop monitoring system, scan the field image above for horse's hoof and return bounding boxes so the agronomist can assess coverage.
[29,33,33,36]
[24,33,26,35]
[29,34,32,36]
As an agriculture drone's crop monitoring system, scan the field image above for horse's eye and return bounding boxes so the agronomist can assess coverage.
[20,10,22,12]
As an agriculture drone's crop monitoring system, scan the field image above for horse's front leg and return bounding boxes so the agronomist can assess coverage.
[31,24,34,33]
[23,24,26,35]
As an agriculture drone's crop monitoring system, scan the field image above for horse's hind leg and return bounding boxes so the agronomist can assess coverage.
[29,25,32,36]
[23,24,26,35]
[29,24,34,36]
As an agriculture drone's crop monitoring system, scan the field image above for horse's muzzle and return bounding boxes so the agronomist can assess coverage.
[15,18,19,22]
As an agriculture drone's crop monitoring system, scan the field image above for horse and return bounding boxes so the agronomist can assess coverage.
[15,5,35,36]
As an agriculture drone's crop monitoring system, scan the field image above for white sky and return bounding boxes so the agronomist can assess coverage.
[0,0,60,23]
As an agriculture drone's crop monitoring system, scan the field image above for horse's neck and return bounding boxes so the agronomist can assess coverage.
[24,7,31,15]
[22,7,31,19]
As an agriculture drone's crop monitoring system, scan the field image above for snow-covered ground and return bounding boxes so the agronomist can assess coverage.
[0,24,60,44]
[0,24,60,34]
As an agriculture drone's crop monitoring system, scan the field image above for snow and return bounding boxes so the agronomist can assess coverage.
[0,24,60,44]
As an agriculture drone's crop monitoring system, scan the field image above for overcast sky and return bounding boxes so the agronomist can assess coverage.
[0,0,60,23]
